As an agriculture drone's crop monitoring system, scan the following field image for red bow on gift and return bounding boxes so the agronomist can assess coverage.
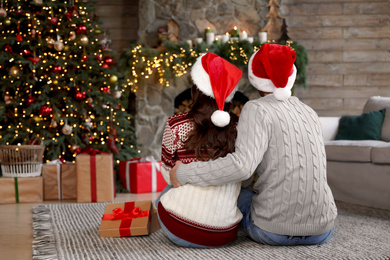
[102,206,150,221]
[81,146,109,155]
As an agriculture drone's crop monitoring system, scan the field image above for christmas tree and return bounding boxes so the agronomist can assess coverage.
[0,0,138,163]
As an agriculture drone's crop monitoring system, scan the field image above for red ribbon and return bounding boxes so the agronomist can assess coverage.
[80,147,109,202]
[81,146,109,155]
[102,202,150,237]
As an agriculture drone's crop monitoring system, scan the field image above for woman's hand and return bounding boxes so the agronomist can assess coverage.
[169,161,183,188]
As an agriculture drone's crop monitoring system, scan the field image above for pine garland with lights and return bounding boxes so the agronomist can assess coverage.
[0,0,138,163]
[120,39,308,92]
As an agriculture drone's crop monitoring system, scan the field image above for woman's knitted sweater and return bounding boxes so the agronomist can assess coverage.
[159,112,242,246]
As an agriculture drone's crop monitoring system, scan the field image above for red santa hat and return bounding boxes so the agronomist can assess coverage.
[191,52,243,127]
[248,43,297,101]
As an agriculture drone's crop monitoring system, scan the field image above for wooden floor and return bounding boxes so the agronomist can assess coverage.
[0,192,161,260]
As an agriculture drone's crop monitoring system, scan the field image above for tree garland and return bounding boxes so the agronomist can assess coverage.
[119,39,308,93]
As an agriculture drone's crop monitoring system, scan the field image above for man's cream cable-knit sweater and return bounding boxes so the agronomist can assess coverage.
[176,95,338,236]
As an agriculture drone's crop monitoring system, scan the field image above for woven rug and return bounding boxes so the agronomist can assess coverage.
[32,201,390,260]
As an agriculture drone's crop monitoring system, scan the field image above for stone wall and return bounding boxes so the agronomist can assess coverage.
[137,0,265,158]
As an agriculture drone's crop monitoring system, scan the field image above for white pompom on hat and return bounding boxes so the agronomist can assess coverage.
[248,43,297,101]
[191,52,243,127]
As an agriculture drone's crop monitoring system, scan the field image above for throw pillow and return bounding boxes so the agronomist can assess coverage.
[335,109,386,140]
[363,96,390,141]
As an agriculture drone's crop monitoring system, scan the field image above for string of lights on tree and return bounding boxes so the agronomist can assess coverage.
[0,0,139,163]
[119,39,308,92]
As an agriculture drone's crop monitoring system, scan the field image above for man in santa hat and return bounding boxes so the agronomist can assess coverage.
[169,43,337,246]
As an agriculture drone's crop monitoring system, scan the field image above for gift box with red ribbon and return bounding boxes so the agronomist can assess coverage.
[42,160,76,200]
[76,148,115,203]
[99,201,152,237]
[0,176,43,204]
[119,157,167,193]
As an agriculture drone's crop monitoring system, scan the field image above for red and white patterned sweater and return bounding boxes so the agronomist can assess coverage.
[159,112,242,247]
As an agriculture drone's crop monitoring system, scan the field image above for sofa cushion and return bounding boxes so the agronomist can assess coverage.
[335,109,385,140]
[363,96,390,141]
[371,144,390,164]
[325,140,388,162]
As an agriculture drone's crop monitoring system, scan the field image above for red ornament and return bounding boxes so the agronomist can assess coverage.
[50,17,58,24]
[101,63,109,69]
[22,48,32,57]
[74,91,86,101]
[52,65,62,73]
[76,24,87,34]
[26,95,35,106]
[40,105,53,116]
[29,57,40,64]
[4,44,13,53]
[16,35,23,42]
[81,54,88,61]
[103,56,113,67]
[100,86,110,93]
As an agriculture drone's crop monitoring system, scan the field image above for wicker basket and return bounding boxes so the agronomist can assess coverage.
[0,145,45,177]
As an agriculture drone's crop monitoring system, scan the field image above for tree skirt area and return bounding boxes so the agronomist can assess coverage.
[32,201,390,260]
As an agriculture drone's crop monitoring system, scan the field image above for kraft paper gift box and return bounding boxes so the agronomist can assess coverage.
[0,176,43,204]
[42,162,76,200]
[99,201,152,237]
[76,153,115,203]
[149,207,161,233]
[119,158,167,193]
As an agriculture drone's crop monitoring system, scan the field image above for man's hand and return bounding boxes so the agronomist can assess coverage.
[169,161,183,188]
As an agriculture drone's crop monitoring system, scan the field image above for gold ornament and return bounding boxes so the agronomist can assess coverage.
[50,118,58,128]
[113,85,121,98]
[62,123,72,135]
[46,37,55,48]
[33,116,40,122]
[53,79,59,85]
[109,75,118,83]
[4,19,11,26]
[69,31,76,41]
[78,35,89,45]
[63,45,69,52]
[4,94,11,104]
[9,66,20,77]
[54,41,64,51]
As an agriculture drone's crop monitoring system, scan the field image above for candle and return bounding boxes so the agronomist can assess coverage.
[239,30,248,41]
[193,37,203,46]
[206,31,215,46]
[185,39,192,48]
[247,37,254,43]
[259,32,267,43]
[231,26,239,37]
[214,36,221,46]
[222,33,230,44]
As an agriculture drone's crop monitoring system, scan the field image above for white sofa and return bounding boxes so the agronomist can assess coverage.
[319,96,390,211]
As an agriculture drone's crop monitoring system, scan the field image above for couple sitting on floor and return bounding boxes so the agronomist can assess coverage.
[156,44,338,248]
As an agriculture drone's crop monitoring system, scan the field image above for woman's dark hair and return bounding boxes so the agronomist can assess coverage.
[184,85,238,161]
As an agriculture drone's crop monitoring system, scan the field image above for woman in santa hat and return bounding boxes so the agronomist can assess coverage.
[156,52,244,248]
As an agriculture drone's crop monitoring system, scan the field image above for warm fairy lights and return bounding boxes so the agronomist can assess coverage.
[121,39,301,94]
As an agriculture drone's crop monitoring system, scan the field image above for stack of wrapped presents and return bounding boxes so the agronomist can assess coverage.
[0,146,166,237]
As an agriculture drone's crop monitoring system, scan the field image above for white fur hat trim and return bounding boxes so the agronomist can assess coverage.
[191,54,237,102]
[248,50,297,101]
[211,110,230,128]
